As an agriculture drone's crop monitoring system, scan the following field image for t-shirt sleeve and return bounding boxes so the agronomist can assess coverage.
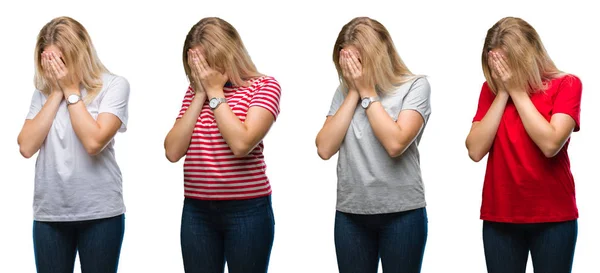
[177,86,195,119]
[553,75,582,132]
[98,76,130,132]
[401,77,432,123]
[327,86,345,117]
[249,77,282,121]
[472,82,494,122]
[25,90,44,120]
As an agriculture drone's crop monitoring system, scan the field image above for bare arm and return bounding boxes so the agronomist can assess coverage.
[465,92,509,162]
[315,90,360,160]
[65,90,124,156]
[17,92,63,158]
[213,101,275,157]
[511,91,576,157]
[164,92,206,163]
[365,102,425,157]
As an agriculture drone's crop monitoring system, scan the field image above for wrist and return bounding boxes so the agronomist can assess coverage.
[358,87,377,98]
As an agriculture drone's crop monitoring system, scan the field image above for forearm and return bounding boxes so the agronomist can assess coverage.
[466,92,509,162]
[18,92,63,158]
[212,102,253,157]
[316,91,359,160]
[165,94,206,162]
[365,102,413,157]
[511,92,563,157]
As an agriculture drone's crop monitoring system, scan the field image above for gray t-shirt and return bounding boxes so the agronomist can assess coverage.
[327,77,431,214]
[26,73,130,222]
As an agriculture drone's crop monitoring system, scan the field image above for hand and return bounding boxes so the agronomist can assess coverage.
[342,49,376,98]
[489,51,522,95]
[40,52,61,93]
[187,49,206,96]
[46,51,79,96]
[339,49,357,93]
[188,49,228,98]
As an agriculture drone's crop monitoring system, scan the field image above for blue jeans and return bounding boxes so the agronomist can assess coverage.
[33,214,125,273]
[483,220,578,273]
[334,207,428,273]
[180,196,275,273]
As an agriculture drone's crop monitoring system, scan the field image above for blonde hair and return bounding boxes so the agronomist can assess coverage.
[183,17,263,87]
[482,17,563,94]
[34,16,108,103]
[333,17,415,94]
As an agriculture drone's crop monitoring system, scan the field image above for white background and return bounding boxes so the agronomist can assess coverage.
[1,0,598,272]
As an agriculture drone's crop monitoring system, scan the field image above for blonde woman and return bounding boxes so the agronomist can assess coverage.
[164,17,281,273]
[17,17,129,273]
[466,17,581,273]
[316,17,430,273]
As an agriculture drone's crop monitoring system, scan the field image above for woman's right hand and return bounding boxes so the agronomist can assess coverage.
[187,49,206,96]
[339,49,358,93]
[41,51,62,94]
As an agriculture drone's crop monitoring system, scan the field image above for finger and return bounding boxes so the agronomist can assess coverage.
[349,51,362,73]
[196,51,211,72]
[346,53,360,76]
[52,52,67,72]
[497,53,511,74]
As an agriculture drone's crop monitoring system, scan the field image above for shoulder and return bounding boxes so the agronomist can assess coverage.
[252,75,281,95]
[103,73,130,88]
[557,73,582,88]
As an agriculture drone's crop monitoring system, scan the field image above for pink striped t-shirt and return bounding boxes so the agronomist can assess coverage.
[177,76,281,200]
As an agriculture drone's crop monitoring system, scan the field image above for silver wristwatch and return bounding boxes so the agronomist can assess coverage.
[66,94,82,105]
[209,97,227,110]
[360,96,380,109]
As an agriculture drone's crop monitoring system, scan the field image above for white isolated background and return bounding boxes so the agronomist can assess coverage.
[0,0,598,272]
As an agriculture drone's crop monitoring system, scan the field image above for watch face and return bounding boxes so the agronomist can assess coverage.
[361,98,370,108]
[209,98,219,108]
[68,95,80,104]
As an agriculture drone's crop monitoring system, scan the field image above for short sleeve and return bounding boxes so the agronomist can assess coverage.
[401,77,432,123]
[249,77,282,121]
[98,76,130,132]
[327,86,345,117]
[25,90,44,120]
[473,82,495,122]
[553,75,582,132]
[177,86,195,119]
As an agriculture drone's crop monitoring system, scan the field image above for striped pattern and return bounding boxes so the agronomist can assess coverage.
[177,76,281,200]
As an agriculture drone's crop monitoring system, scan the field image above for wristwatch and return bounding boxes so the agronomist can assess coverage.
[360,96,380,109]
[209,97,227,110]
[66,94,82,105]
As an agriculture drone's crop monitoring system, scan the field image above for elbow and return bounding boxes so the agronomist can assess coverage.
[541,144,561,158]
[165,149,183,163]
[468,150,484,162]
[385,141,409,158]
[231,143,252,158]
[85,142,104,156]
[317,147,333,160]
[19,146,35,159]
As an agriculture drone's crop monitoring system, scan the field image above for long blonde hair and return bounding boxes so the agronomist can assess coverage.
[34,16,108,103]
[183,17,263,87]
[482,17,563,94]
[333,17,415,94]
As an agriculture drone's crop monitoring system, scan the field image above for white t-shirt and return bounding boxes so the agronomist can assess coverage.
[26,73,130,222]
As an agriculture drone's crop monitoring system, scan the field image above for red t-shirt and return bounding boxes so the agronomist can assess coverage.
[177,76,282,200]
[473,75,582,223]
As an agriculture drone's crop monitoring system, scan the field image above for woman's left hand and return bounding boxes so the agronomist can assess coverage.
[190,50,228,98]
[489,51,524,96]
[345,50,376,98]
[47,52,79,94]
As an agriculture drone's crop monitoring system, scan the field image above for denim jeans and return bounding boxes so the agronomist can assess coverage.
[334,207,428,273]
[483,220,578,273]
[180,196,275,273]
[33,214,125,273]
